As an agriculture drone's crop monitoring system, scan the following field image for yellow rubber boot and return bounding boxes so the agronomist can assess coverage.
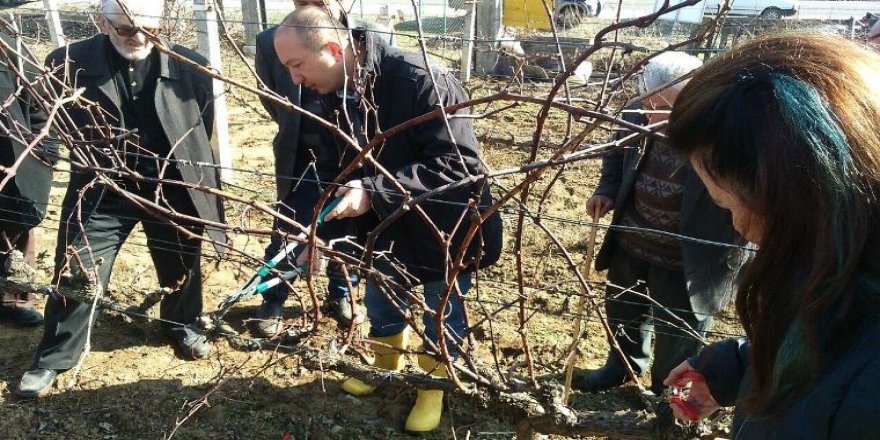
[405,354,447,432]
[341,331,409,396]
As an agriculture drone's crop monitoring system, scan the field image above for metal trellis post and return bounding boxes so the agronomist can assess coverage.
[194,0,235,182]
[43,0,66,48]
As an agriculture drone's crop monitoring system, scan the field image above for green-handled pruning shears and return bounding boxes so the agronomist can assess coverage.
[217,197,341,312]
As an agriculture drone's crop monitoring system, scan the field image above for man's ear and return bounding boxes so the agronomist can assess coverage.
[326,42,343,60]
[97,14,110,35]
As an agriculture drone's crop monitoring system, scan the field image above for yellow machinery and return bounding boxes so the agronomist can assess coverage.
[503,0,554,30]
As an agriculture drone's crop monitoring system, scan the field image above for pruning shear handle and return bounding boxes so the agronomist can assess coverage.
[217,197,341,311]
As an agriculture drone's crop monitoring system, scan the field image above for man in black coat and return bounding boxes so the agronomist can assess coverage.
[273,7,502,432]
[253,0,392,333]
[578,52,744,395]
[17,0,226,398]
[0,33,54,326]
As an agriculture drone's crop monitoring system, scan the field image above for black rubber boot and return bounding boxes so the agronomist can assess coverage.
[0,304,44,326]
[323,297,364,327]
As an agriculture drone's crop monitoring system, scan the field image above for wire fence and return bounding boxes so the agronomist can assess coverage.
[0,1,870,437]
[6,1,878,78]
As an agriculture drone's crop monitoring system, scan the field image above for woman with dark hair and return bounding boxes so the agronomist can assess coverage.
[662,33,880,437]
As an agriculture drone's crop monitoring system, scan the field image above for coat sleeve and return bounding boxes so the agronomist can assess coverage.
[690,337,750,407]
[17,46,44,131]
[594,104,642,198]
[361,72,485,220]
[16,45,62,164]
[828,352,880,439]
[255,29,279,122]
[40,48,72,163]
[595,143,624,198]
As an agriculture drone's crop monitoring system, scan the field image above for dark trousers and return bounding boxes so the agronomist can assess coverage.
[603,248,713,390]
[365,268,471,359]
[0,229,37,310]
[0,184,39,308]
[262,168,358,303]
[34,187,203,370]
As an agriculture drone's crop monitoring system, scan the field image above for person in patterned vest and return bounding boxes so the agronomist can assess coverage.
[579,51,746,395]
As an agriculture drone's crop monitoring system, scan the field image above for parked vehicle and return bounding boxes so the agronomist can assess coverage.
[449,0,602,28]
[555,0,603,27]
[703,0,799,20]
[0,0,39,6]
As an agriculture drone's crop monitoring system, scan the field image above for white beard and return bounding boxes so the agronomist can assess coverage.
[110,38,154,61]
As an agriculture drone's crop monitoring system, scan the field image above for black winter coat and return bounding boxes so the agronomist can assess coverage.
[329,35,503,283]
[45,35,226,251]
[690,325,880,439]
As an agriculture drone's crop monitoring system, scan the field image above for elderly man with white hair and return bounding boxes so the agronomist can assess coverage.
[578,51,745,395]
[17,0,225,397]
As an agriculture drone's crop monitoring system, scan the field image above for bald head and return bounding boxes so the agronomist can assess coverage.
[273,6,354,94]
[293,0,344,22]
[275,5,347,53]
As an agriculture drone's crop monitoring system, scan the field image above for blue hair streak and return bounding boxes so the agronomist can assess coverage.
[762,73,858,404]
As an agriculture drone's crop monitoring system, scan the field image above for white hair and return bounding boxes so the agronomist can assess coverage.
[100,0,163,28]
[639,51,703,94]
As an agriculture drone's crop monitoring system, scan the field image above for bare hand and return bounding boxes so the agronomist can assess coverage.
[663,361,721,422]
[324,180,371,221]
[585,195,614,220]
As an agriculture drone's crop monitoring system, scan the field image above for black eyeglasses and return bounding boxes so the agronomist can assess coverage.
[106,18,161,38]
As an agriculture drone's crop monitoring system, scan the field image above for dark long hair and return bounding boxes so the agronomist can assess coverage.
[667,33,880,415]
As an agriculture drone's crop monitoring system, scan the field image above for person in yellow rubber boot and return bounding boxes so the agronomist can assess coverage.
[271,6,503,432]
[339,268,470,432]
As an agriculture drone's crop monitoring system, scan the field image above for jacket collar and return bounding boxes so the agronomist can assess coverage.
[353,25,386,78]
[73,34,179,80]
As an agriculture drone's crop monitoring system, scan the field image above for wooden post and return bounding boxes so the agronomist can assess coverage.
[241,0,263,56]
[562,222,599,404]
[460,0,476,83]
[43,0,66,48]
[194,0,234,182]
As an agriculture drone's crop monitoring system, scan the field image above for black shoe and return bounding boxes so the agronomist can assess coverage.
[253,300,284,337]
[17,368,57,398]
[0,305,44,326]
[574,363,632,393]
[323,297,364,327]
[167,325,211,360]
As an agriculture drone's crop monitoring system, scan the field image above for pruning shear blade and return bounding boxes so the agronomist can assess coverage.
[216,197,341,311]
